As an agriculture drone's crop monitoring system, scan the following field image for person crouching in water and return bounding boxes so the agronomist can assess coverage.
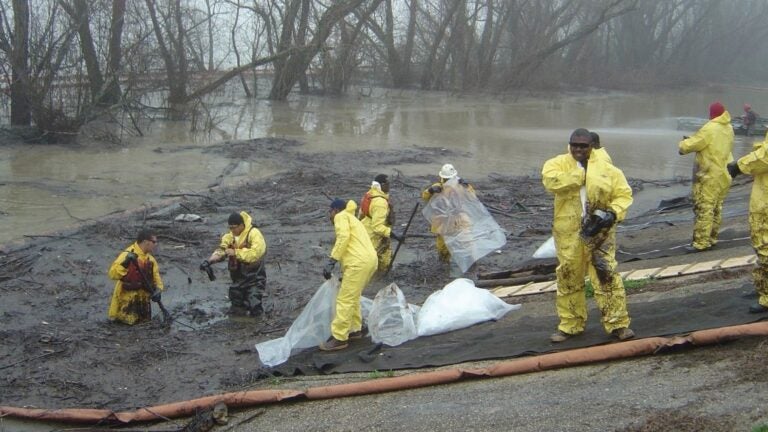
[202,211,267,317]
[320,198,378,351]
[108,229,163,325]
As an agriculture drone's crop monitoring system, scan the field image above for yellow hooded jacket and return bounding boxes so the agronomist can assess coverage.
[737,132,768,216]
[678,111,734,193]
[542,151,633,235]
[361,187,392,239]
[331,200,378,269]
[107,242,164,324]
[215,211,266,264]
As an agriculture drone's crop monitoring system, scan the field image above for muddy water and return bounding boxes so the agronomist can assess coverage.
[1,85,766,245]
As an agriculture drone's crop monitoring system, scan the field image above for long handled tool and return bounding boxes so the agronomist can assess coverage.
[133,258,173,324]
[386,202,420,275]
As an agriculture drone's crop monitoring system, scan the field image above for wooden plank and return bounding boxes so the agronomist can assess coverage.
[491,254,759,300]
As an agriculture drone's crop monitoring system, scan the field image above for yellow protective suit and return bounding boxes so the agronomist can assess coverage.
[736,133,768,308]
[592,147,613,164]
[361,187,393,273]
[421,179,476,262]
[108,242,164,325]
[213,211,267,314]
[678,111,734,250]
[330,200,378,341]
[542,152,633,335]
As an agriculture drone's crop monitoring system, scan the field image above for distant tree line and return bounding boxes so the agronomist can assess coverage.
[0,0,766,140]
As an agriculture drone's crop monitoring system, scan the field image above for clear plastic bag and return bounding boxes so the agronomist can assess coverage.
[416,278,520,337]
[255,278,340,367]
[422,177,507,272]
[367,283,420,347]
[532,236,556,259]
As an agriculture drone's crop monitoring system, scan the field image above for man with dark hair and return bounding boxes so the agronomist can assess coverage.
[320,198,378,351]
[678,101,734,252]
[201,211,267,317]
[542,128,635,343]
[589,131,613,164]
[359,173,401,274]
[108,229,164,325]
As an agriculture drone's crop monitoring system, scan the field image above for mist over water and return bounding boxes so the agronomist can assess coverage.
[1,86,766,244]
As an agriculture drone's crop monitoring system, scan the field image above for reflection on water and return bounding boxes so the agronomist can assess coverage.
[1,86,766,244]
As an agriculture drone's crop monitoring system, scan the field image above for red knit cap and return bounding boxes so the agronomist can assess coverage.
[709,101,725,119]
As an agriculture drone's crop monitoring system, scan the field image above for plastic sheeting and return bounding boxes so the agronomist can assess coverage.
[532,236,556,258]
[422,177,507,272]
[368,283,420,347]
[256,278,340,367]
[416,278,520,337]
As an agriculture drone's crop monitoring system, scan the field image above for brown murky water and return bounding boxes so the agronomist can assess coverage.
[0,86,765,245]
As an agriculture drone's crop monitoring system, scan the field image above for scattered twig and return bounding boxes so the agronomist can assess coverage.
[61,204,89,222]
[222,409,266,432]
[0,349,64,370]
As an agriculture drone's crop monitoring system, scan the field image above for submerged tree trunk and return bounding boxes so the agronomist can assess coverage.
[269,0,365,100]
[10,0,31,126]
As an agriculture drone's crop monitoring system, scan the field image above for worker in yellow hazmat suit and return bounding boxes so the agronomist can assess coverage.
[320,199,378,351]
[678,101,734,252]
[202,211,267,317]
[108,229,164,325]
[590,131,613,164]
[542,128,635,343]
[727,131,768,313]
[360,174,403,275]
[421,164,475,263]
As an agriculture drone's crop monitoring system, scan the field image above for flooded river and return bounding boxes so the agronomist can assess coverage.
[0,85,766,245]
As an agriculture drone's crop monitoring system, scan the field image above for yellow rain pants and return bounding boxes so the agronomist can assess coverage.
[679,111,734,250]
[108,243,164,325]
[542,151,633,335]
[330,200,378,341]
[736,133,768,307]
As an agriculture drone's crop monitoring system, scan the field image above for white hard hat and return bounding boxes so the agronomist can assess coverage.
[439,163,458,179]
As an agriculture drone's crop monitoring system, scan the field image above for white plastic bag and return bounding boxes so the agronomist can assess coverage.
[422,177,507,273]
[416,278,520,337]
[255,278,340,367]
[367,283,420,347]
[532,236,556,259]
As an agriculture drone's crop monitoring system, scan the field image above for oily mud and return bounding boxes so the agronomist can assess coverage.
[0,137,756,413]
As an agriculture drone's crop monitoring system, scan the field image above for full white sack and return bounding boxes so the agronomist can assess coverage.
[416,278,520,337]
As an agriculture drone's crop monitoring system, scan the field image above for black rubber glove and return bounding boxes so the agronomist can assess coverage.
[121,252,138,268]
[150,289,162,303]
[323,258,337,280]
[598,210,616,229]
[428,185,443,194]
[727,161,742,178]
[199,259,210,271]
[390,230,404,242]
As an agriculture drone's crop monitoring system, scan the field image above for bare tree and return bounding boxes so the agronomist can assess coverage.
[268,0,367,100]
[0,0,32,125]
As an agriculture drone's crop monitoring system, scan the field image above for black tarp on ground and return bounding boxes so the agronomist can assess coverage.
[269,284,765,376]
